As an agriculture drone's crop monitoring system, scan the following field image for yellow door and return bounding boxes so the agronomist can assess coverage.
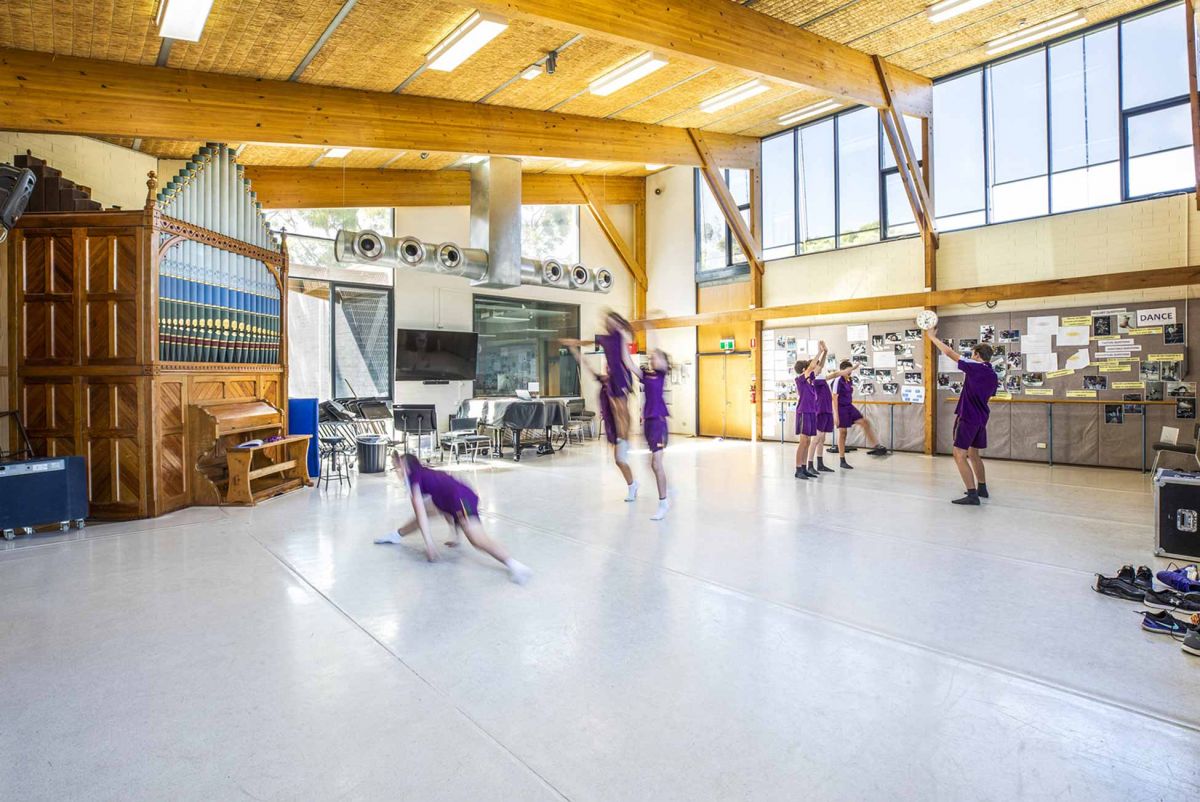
[698,353,754,439]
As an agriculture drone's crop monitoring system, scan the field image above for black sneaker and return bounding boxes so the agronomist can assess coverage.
[794,467,809,480]
[977,483,989,499]
[952,492,980,506]
[804,467,820,479]
[1093,573,1146,601]
[1133,565,1154,591]
[840,459,853,470]
[817,461,834,473]
[867,445,887,456]
[1181,628,1200,656]
[1143,589,1200,620]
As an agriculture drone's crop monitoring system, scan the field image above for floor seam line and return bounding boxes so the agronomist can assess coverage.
[485,510,1200,737]
[242,531,572,802]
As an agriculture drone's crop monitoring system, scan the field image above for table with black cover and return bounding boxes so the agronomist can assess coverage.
[459,398,572,460]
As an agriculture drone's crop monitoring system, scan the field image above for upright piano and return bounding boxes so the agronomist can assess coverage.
[190,398,312,506]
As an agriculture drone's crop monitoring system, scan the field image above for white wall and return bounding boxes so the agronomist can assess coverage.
[0,133,158,211]
[389,204,636,423]
[645,166,698,434]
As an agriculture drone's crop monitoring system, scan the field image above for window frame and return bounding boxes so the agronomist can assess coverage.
[329,279,395,402]
[693,169,752,282]
[520,204,582,264]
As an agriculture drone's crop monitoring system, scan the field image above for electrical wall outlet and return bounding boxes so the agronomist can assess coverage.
[1036,442,1047,449]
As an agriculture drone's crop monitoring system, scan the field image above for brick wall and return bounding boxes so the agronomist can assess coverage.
[0,133,159,211]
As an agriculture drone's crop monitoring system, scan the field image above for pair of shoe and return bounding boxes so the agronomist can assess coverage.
[1156,563,1200,593]
[1140,611,1200,656]
[1092,565,1154,601]
[1143,587,1200,620]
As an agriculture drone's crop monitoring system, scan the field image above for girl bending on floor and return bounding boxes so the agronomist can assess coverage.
[630,348,673,521]
[374,453,531,584]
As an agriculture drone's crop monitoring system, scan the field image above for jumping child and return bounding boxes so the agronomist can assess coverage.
[374,453,532,583]
[568,339,638,502]
[794,340,826,480]
[926,328,998,506]
[809,365,835,474]
[631,348,672,520]
[828,360,888,468]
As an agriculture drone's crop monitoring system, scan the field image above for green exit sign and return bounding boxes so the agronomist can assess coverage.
[719,338,735,351]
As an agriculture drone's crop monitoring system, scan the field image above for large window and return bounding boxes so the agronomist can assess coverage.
[749,1,1195,261]
[286,278,393,401]
[694,168,751,278]
[473,296,580,397]
[264,207,395,278]
[521,205,580,263]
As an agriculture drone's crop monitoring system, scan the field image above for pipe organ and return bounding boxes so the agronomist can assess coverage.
[156,145,283,364]
[6,144,289,521]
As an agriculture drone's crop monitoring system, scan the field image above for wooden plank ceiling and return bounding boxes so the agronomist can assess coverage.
[0,0,1166,169]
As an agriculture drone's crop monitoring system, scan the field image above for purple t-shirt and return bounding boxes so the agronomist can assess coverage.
[956,358,999,425]
[831,375,854,409]
[409,462,479,516]
[811,376,833,413]
[797,374,817,413]
[596,331,631,394]
[641,371,669,419]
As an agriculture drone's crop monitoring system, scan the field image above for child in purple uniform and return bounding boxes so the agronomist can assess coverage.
[828,360,888,469]
[794,340,826,480]
[926,329,998,506]
[375,453,532,583]
[808,370,835,474]
[632,349,672,520]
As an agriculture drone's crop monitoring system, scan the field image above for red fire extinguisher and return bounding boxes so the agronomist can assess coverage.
[750,379,757,405]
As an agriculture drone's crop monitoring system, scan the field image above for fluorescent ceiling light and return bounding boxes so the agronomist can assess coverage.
[645,164,666,171]
[156,0,215,41]
[778,100,841,126]
[589,52,669,96]
[426,11,508,72]
[699,80,769,114]
[985,11,1086,55]
[323,147,352,158]
[520,65,541,80]
[926,0,995,24]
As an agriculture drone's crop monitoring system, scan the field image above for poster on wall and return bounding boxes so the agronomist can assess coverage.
[1162,361,1183,382]
[886,332,901,343]
[901,385,926,403]
[980,324,996,343]
[1027,316,1058,335]
[1117,311,1135,334]
[1092,317,1113,337]
[904,328,922,340]
[938,373,952,388]
[1021,334,1051,354]
[1006,352,1023,370]
[1165,324,1185,345]
[1065,349,1091,370]
[904,371,923,386]
[1025,372,1045,387]
[1000,329,1020,343]
[1147,382,1165,401]
[1058,325,1090,346]
[950,381,964,394]
[1136,307,1177,327]
[1005,375,1022,393]
[875,369,893,382]
[1104,405,1124,424]
[1123,394,1144,415]
[851,341,867,356]
[1026,353,1058,372]
[1168,382,1197,397]
[872,335,888,351]
[939,353,958,372]
[894,343,914,358]
[897,358,916,371]
[860,383,877,397]
[881,382,899,395]
[1083,375,1108,391]
[1177,397,1197,419]
[852,354,869,367]
[875,351,897,369]
[847,324,869,342]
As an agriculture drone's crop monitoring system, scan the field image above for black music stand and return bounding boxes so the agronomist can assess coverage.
[394,404,438,459]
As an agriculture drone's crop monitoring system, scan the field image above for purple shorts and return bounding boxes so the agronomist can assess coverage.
[645,417,668,453]
[598,388,617,445]
[798,412,818,437]
[816,412,834,433]
[837,405,863,428]
[953,417,988,450]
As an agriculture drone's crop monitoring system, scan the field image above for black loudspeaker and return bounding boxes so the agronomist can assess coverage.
[0,456,88,537]
[0,164,36,240]
[1155,470,1200,561]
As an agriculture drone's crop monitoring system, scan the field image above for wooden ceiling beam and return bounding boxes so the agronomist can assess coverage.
[473,0,933,117]
[0,48,759,169]
[242,167,646,208]
[634,264,1200,331]
[573,175,647,288]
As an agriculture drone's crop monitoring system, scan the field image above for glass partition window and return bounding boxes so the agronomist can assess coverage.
[1049,28,1120,212]
[1121,3,1188,110]
[798,119,836,252]
[521,205,580,263]
[988,51,1049,222]
[694,168,751,278]
[285,278,393,402]
[836,108,881,246]
[1127,102,1193,198]
[933,71,986,230]
[473,295,580,397]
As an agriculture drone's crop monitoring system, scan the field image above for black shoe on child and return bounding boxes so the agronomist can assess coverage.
[840,459,853,469]
[977,483,989,499]
[795,467,809,480]
[867,445,888,456]
[952,491,981,506]
[817,459,834,473]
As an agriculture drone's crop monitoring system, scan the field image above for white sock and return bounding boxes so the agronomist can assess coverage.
[616,439,630,463]
[651,497,670,521]
[505,559,532,585]
[625,480,639,502]
[374,530,404,544]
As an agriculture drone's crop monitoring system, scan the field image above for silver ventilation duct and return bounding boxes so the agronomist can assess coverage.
[468,157,523,288]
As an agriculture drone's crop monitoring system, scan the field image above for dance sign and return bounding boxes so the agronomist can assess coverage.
[1135,308,1176,326]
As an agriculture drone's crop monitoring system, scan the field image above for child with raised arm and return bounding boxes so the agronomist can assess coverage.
[794,340,826,480]
[828,360,888,469]
[630,348,673,520]
[926,328,998,506]
[566,337,638,502]
[809,362,835,474]
[374,453,532,583]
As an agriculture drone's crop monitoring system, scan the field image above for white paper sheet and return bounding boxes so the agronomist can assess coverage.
[901,386,926,403]
[874,351,896,369]
[939,353,959,372]
[1021,334,1053,354]
[1065,348,1090,370]
[1027,315,1058,335]
[846,324,868,342]
[1026,353,1058,372]
[1057,325,1090,346]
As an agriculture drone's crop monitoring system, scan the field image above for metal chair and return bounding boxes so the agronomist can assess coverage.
[439,416,491,462]
[318,436,354,489]
[1151,424,1200,474]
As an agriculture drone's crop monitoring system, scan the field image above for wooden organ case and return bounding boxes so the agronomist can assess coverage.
[6,144,294,519]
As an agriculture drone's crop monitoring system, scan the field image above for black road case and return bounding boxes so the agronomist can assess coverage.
[0,456,88,540]
[1155,469,1200,561]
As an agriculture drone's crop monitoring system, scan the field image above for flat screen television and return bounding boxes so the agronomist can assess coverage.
[395,328,478,381]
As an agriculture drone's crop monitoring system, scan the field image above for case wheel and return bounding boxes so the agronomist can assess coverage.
[59,521,70,532]
[22,527,33,536]
[74,519,86,529]
[2,529,13,541]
